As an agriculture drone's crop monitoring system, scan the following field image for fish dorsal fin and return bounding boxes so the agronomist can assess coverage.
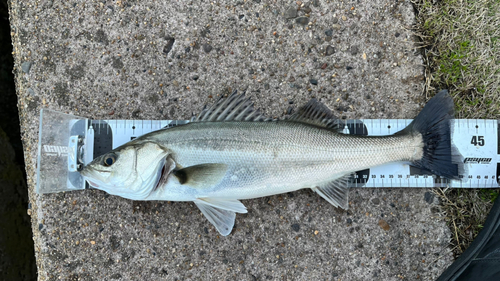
[174,163,228,188]
[194,198,247,236]
[312,174,352,209]
[193,90,271,122]
[289,99,343,131]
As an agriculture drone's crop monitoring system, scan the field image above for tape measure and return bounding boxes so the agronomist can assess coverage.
[343,119,498,189]
[35,109,499,194]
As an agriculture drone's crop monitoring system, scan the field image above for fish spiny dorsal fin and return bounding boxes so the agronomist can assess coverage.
[193,90,272,122]
[289,98,344,131]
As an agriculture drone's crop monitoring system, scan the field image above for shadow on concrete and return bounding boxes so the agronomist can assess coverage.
[0,0,36,279]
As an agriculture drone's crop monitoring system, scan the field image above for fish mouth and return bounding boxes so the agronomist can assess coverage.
[81,172,101,188]
[80,167,108,188]
[86,179,100,188]
[83,168,110,174]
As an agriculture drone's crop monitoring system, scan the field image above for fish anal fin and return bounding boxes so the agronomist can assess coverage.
[194,198,247,236]
[174,163,228,188]
[312,174,351,209]
[290,99,344,131]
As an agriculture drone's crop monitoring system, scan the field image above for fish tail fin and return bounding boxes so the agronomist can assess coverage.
[401,90,464,179]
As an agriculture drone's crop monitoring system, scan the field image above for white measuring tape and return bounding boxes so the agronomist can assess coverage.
[344,119,498,188]
[79,119,499,189]
[34,109,500,194]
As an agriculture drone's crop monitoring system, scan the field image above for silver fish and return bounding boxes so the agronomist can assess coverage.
[81,90,462,235]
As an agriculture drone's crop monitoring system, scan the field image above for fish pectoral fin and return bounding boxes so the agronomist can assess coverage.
[194,198,247,236]
[174,163,228,188]
[312,174,352,209]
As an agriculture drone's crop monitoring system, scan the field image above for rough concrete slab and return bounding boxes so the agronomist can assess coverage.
[9,0,454,280]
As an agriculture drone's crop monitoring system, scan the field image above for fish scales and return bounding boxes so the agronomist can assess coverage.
[143,121,422,199]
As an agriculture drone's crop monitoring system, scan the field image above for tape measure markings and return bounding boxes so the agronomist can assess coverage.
[77,119,499,189]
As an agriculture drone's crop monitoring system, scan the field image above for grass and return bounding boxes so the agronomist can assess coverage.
[413,0,500,257]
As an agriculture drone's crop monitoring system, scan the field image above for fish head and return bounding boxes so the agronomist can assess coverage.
[80,141,169,200]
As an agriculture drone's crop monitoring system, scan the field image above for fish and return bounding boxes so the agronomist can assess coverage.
[80,90,463,236]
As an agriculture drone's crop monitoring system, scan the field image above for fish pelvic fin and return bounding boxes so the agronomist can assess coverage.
[196,197,247,213]
[312,174,351,209]
[398,90,464,179]
[289,98,344,131]
[194,198,247,236]
[193,90,272,122]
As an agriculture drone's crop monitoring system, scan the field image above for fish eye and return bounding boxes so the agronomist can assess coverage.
[103,153,117,166]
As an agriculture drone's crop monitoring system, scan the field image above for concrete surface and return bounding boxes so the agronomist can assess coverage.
[9,0,454,280]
